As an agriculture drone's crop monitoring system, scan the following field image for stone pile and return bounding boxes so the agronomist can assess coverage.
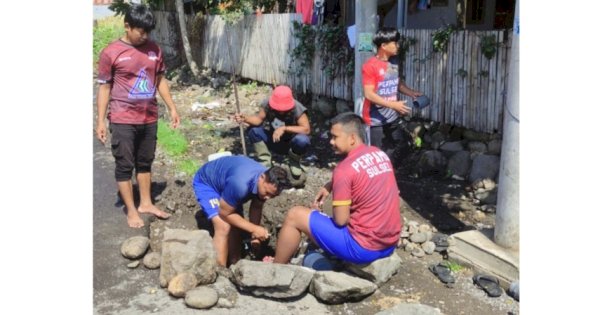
[120,229,405,310]
[397,221,449,258]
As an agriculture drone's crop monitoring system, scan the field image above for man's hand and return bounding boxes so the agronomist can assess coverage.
[170,110,180,129]
[96,120,107,144]
[312,187,330,210]
[272,126,286,143]
[233,113,245,124]
[391,100,412,115]
[251,225,270,241]
[408,91,423,100]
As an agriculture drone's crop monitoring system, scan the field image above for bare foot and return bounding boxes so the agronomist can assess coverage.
[138,204,171,219]
[127,212,145,228]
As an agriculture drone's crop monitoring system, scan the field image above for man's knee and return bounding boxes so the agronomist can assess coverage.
[248,127,268,143]
[291,134,311,154]
[115,159,135,181]
[212,217,231,235]
[284,206,311,227]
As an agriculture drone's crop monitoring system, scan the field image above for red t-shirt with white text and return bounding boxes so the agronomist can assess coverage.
[97,39,165,124]
[331,144,402,250]
[361,56,400,126]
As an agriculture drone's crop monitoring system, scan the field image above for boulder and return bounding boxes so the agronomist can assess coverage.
[208,275,239,308]
[376,303,444,315]
[168,272,199,297]
[447,151,471,177]
[142,252,161,269]
[231,260,315,299]
[417,150,448,175]
[185,286,218,309]
[345,253,402,286]
[309,271,377,304]
[469,155,500,183]
[487,139,502,155]
[121,236,150,259]
[467,141,487,155]
[159,229,217,288]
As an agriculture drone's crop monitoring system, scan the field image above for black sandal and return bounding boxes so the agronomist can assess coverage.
[473,274,503,297]
[429,263,455,284]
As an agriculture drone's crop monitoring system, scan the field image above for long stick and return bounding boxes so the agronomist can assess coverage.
[225,24,247,156]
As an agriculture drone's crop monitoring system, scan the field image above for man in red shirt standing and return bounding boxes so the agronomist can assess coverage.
[273,112,402,265]
[95,4,180,228]
[361,27,422,163]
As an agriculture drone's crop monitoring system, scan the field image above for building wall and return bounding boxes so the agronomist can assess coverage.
[378,0,499,30]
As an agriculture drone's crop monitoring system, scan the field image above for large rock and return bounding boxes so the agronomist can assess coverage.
[231,260,315,299]
[185,286,218,309]
[376,303,444,315]
[168,272,199,297]
[208,275,238,308]
[462,129,490,142]
[159,229,217,288]
[469,154,500,183]
[487,139,502,155]
[142,251,161,269]
[309,271,377,304]
[315,97,336,118]
[467,141,487,155]
[335,99,352,114]
[439,141,464,156]
[121,236,150,259]
[447,151,471,177]
[345,253,402,286]
[417,150,448,175]
[149,211,199,253]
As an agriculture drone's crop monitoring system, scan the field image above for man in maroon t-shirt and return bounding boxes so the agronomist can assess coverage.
[95,4,180,228]
[273,113,402,265]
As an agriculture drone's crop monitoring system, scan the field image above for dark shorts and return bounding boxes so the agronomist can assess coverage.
[369,120,411,163]
[308,211,395,264]
[109,122,157,181]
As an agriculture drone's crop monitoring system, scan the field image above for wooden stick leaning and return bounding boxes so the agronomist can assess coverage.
[225,26,247,156]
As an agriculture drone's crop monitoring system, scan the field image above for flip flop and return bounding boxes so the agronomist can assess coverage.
[473,274,503,297]
[429,263,455,284]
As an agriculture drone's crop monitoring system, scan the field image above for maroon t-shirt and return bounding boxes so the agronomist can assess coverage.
[97,39,165,124]
[332,144,402,250]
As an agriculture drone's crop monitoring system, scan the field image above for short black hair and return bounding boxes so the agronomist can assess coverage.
[330,112,366,143]
[373,27,400,48]
[264,166,292,193]
[125,4,156,32]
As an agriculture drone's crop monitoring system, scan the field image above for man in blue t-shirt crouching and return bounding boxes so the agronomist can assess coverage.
[193,155,291,266]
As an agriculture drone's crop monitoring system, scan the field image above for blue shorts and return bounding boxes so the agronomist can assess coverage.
[308,210,395,264]
[192,180,242,220]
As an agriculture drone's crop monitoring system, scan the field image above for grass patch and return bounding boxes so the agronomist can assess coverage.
[93,15,123,64]
[443,260,464,273]
[177,159,202,177]
[157,119,188,156]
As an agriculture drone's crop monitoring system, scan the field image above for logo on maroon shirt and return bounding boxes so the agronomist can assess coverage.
[148,51,158,61]
[128,69,155,99]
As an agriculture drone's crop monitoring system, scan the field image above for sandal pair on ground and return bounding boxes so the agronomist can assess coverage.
[429,263,503,297]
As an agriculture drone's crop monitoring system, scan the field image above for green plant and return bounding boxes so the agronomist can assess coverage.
[443,260,464,272]
[93,16,124,64]
[456,68,468,78]
[480,35,500,60]
[157,119,188,156]
[315,23,355,79]
[289,21,316,77]
[240,80,258,94]
[478,70,489,78]
[177,159,201,176]
[431,24,457,53]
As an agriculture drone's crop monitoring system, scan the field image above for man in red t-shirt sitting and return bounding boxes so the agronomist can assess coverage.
[273,113,402,265]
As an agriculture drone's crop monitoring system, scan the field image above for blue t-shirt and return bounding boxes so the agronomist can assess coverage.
[193,156,267,208]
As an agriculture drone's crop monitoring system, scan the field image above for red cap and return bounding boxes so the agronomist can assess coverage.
[268,85,295,111]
